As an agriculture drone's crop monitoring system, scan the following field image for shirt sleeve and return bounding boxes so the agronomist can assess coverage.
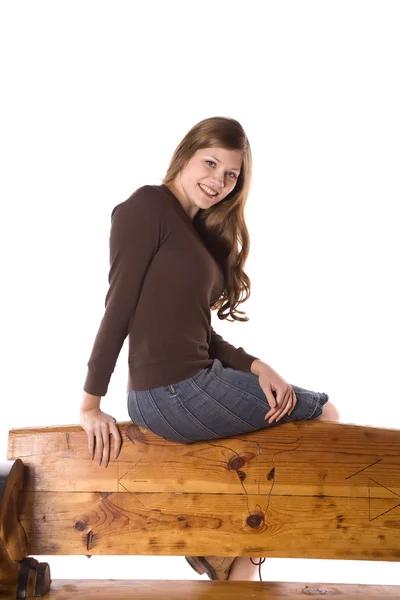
[208,326,259,373]
[83,186,165,397]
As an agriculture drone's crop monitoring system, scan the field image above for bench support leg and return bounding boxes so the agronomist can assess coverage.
[1,460,51,598]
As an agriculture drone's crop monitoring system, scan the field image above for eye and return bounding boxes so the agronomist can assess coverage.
[206,160,238,180]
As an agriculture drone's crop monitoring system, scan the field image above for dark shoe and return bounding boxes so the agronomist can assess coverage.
[185,555,237,580]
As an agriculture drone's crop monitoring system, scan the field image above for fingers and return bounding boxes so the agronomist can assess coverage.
[94,428,104,466]
[100,426,110,468]
[264,389,288,421]
[87,431,95,460]
[267,389,291,423]
[273,387,293,422]
[275,389,297,422]
[263,390,277,419]
[83,412,121,467]
[274,393,294,422]
[110,422,122,460]
[92,423,122,467]
[265,387,297,423]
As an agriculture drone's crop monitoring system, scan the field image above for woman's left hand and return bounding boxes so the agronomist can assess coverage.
[253,361,297,423]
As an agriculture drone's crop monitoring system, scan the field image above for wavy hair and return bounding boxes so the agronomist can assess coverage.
[162,116,253,323]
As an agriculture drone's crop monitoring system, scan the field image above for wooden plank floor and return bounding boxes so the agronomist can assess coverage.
[1,580,399,599]
[7,420,400,560]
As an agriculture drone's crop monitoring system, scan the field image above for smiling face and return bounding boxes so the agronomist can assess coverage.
[167,147,243,220]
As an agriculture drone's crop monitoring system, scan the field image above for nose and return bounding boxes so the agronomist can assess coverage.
[210,172,225,190]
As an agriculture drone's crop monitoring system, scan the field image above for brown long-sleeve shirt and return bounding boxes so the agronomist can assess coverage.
[83,184,259,395]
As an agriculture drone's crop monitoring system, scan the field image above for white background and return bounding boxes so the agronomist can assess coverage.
[1,0,399,585]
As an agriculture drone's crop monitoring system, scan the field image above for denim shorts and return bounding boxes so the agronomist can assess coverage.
[126,358,329,444]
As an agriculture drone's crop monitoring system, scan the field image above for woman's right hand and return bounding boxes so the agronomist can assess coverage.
[79,407,122,468]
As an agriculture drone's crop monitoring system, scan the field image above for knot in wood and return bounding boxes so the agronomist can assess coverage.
[237,470,246,481]
[74,520,87,532]
[228,456,245,471]
[126,423,146,443]
[247,514,263,529]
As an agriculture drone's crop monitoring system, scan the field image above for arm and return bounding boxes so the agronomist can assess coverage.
[210,327,296,424]
[83,187,164,397]
[209,325,261,373]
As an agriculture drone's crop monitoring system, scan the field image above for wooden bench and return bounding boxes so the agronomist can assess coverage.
[1,419,400,598]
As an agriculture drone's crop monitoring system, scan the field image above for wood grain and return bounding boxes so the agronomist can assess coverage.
[1,579,398,599]
[16,490,400,558]
[7,421,400,560]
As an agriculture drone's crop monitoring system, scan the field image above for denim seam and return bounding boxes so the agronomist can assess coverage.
[307,394,326,420]
[144,390,192,443]
[206,370,270,413]
[134,392,153,432]
[307,404,319,420]
[188,376,256,429]
[174,395,221,437]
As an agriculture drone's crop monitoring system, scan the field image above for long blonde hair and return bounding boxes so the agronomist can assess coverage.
[162,116,253,323]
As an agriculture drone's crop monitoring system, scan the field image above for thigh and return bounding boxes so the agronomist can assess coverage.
[191,358,329,428]
[127,358,329,444]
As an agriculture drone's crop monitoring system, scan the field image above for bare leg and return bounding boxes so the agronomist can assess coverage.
[228,557,261,581]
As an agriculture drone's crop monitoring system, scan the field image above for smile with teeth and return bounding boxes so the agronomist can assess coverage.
[199,183,217,197]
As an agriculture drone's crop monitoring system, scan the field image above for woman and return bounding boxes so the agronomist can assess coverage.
[80,116,339,581]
